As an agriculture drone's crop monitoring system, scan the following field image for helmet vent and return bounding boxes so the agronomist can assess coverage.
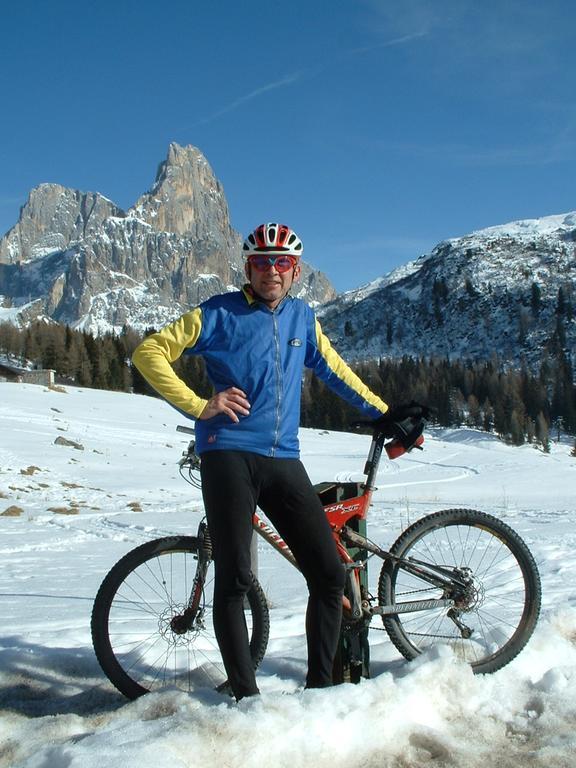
[242,223,303,259]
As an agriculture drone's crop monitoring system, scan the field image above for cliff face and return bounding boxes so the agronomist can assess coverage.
[0,143,335,333]
[0,184,123,265]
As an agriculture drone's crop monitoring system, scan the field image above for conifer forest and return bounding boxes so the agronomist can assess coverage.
[1,321,574,451]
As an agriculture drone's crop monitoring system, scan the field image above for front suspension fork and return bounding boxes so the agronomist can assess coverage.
[170,520,212,635]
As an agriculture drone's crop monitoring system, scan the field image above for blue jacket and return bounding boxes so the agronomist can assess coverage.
[132,287,388,458]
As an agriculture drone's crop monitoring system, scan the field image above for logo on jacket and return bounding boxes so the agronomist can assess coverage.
[288,338,302,347]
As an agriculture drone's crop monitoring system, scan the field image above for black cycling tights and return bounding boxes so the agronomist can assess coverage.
[200,450,345,700]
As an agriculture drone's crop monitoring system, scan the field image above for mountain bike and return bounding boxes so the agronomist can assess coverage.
[91,409,541,699]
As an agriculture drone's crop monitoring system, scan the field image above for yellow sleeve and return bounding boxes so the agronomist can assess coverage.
[131,308,209,418]
[314,319,389,415]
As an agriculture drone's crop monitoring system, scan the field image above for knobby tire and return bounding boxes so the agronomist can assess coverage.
[91,536,269,699]
[378,509,541,674]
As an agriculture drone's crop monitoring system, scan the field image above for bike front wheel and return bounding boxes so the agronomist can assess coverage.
[378,509,541,674]
[91,536,270,699]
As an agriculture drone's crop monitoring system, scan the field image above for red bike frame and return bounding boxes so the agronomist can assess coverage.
[252,429,385,617]
[252,491,372,568]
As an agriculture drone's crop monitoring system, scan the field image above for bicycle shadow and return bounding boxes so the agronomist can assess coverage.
[0,634,415,718]
[0,634,124,717]
[259,651,409,688]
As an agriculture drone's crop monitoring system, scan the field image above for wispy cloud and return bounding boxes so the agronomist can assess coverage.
[192,29,427,127]
[347,30,429,55]
[192,72,303,127]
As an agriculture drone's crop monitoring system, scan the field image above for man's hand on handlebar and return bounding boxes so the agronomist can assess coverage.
[352,401,434,458]
[380,401,434,424]
[371,401,432,436]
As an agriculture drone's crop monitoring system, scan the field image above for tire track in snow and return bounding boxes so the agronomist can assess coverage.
[335,450,480,489]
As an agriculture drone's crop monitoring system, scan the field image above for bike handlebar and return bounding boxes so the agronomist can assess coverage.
[352,402,433,433]
[352,402,434,460]
[176,424,196,436]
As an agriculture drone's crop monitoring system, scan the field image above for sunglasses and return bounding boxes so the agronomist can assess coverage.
[247,254,297,273]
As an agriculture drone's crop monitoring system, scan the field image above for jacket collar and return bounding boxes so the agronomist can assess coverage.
[242,284,292,311]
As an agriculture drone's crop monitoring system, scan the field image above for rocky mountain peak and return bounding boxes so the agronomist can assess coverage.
[131,143,230,238]
[0,144,335,333]
[0,184,123,265]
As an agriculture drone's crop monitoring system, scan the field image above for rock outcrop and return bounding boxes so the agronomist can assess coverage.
[0,143,335,333]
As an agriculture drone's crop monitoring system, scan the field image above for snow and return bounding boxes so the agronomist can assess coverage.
[467,210,576,241]
[0,298,24,325]
[1,383,575,767]
[318,260,428,316]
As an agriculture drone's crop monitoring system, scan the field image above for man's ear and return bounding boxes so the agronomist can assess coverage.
[292,264,301,282]
[244,262,251,281]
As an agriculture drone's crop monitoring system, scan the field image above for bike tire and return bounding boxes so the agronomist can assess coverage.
[378,509,541,674]
[91,536,270,699]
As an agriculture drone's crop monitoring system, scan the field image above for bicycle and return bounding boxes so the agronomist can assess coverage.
[91,410,542,699]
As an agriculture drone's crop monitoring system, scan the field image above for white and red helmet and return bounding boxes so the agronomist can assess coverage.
[242,223,304,259]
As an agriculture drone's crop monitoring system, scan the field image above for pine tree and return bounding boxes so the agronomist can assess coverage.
[530,282,542,316]
[482,399,494,433]
[23,326,41,365]
[518,308,530,346]
[0,322,21,357]
[509,410,525,446]
[466,394,481,428]
[536,412,550,453]
[557,286,566,315]
[41,326,66,371]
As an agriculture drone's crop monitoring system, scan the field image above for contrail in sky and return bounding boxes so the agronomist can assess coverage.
[347,30,429,55]
[193,72,302,126]
[194,31,426,126]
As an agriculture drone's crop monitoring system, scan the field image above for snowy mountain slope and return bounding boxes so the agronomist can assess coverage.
[1,383,575,767]
[319,210,576,368]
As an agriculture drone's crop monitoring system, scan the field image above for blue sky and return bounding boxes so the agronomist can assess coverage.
[1,0,575,292]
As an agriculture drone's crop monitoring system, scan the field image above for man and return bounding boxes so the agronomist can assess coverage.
[132,222,389,700]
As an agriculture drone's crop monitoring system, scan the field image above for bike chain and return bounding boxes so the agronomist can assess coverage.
[368,585,446,634]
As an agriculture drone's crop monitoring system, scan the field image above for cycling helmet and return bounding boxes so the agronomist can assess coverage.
[242,223,304,259]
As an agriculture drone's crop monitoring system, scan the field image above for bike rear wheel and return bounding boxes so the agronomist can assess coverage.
[378,509,541,674]
[91,536,270,699]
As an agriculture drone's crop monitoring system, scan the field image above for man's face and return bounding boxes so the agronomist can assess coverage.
[245,256,301,309]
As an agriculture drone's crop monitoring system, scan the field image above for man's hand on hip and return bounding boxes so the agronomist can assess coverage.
[199,387,251,423]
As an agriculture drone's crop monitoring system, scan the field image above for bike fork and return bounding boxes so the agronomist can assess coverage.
[171,521,212,635]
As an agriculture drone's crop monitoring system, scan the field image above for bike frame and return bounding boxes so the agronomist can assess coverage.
[92,418,540,699]
[252,428,383,567]
[251,430,467,623]
[176,423,468,625]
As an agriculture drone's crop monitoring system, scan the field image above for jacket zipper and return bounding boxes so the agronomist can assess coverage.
[270,310,283,456]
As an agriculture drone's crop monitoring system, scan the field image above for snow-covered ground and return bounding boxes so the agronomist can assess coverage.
[0,383,575,768]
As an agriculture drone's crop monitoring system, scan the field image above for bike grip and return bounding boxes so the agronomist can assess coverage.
[385,434,424,460]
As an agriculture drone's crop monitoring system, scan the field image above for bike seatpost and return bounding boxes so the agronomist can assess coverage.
[364,431,387,489]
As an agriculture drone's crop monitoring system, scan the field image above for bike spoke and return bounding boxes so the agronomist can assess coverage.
[379,511,539,673]
[96,543,262,695]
